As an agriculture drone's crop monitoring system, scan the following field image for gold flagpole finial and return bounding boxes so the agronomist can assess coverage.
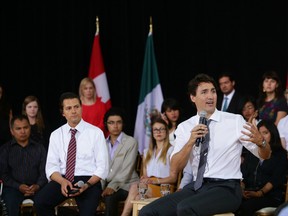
[96,16,99,35]
[149,16,153,34]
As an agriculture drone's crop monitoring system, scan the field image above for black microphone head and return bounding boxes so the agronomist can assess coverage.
[199,110,207,118]
[77,180,85,188]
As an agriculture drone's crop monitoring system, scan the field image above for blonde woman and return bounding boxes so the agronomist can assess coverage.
[78,77,107,135]
[121,118,176,216]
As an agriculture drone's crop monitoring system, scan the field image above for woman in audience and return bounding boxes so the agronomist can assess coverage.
[121,118,176,216]
[22,95,49,149]
[241,96,258,123]
[236,120,287,216]
[257,70,288,125]
[78,77,107,136]
[161,98,182,146]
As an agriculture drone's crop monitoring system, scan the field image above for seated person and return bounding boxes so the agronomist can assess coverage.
[236,120,288,216]
[0,115,47,216]
[178,158,194,191]
[34,92,109,216]
[101,107,139,216]
[121,118,177,216]
[277,115,288,150]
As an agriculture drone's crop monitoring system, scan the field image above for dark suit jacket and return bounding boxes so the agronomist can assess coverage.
[217,91,245,114]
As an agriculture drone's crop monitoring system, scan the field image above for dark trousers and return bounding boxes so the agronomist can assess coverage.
[236,196,282,216]
[139,181,242,216]
[104,188,128,216]
[2,186,33,216]
[34,176,102,216]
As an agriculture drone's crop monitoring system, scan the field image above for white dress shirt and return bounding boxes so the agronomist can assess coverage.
[278,115,288,150]
[172,109,260,180]
[46,119,109,181]
[144,146,174,178]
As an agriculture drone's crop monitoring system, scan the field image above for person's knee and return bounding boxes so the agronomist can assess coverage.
[177,201,196,216]
[139,205,154,216]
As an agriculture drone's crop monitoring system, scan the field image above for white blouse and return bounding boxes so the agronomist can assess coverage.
[143,146,174,178]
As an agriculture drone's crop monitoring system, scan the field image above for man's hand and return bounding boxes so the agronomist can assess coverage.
[19,184,40,196]
[101,187,115,197]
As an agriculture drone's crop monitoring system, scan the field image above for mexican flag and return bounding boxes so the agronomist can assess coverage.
[88,32,111,111]
[134,31,164,155]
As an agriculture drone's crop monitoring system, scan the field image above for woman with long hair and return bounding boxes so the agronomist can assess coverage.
[161,98,182,146]
[237,120,287,216]
[22,95,48,149]
[121,118,176,216]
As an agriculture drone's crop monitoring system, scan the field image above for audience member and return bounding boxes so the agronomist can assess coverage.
[0,115,47,216]
[34,92,109,216]
[121,118,175,216]
[161,98,182,146]
[101,107,139,216]
[0,83,13,146]
[236,120,287,216]
[139,73,271,216]
[257,70,288,125]
[240,96,259,162]
[22,95,49,150]
[241,96,258,123]
[277,115,288,150]
[78,77,108,136]
[216,72,245,114]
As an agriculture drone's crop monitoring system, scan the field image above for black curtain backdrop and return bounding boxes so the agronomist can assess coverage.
[0,1,287,135]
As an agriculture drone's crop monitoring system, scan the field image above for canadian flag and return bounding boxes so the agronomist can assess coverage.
[88,32,111,111]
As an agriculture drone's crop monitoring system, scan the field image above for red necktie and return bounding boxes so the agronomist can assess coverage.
[66,129,77,182]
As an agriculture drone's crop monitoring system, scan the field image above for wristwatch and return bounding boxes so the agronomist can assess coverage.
[85,182,92,188]
[260,139,267,148]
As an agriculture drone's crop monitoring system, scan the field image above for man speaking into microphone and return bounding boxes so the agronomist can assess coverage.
[139,73,271,216]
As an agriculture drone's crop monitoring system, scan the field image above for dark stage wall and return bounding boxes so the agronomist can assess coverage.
[0,1,287,135]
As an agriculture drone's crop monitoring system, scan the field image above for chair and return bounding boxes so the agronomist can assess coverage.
[20,199,36,216]
[255,178,288,216]
[213,214,234,216]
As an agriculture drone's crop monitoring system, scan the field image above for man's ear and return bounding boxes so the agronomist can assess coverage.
[190,94,196,103]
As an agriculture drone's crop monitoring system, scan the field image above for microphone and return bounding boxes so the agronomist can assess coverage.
[77,180,85,188]
[68,180,85,195]
[195,111,207,147]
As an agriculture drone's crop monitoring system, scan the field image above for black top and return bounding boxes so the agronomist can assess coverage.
[0,138,47,189]
[241,149,288,201]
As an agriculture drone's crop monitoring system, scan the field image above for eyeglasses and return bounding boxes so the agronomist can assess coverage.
[153,128,166,133]
[106,121,123,125]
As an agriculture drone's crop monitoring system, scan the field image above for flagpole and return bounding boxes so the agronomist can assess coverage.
[149,16,153,34]
[96,16,99,35]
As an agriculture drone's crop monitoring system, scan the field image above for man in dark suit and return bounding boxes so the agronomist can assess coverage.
[216,72,245,114]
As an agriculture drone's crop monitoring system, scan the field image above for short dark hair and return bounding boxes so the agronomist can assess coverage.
[59,92,81,114]
[103,107,126,131]
[218,72,235,82]
[10,114,29,129]
[161,98,181,113]
[187,73,218,96]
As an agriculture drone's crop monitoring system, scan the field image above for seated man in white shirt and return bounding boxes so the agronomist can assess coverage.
[34,92,109,216]
[277,115,288,150]
[139,73,271,216]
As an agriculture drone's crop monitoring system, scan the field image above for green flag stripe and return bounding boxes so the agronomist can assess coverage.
[138,34,160,103]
